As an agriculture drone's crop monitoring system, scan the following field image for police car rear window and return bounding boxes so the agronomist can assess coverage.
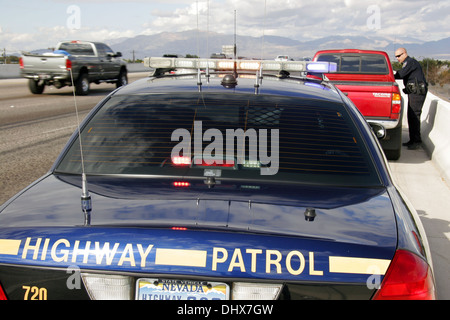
[55,93,381,186]
[317,53,388,74]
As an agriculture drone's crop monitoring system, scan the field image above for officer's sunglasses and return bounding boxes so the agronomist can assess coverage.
[395,53,405,58]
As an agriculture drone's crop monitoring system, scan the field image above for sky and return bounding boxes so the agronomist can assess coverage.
[1,0,449,54]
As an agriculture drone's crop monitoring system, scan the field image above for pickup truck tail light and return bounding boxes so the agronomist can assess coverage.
[390,93,402,119]
[19,57,24,69]
[372,249,436,300]
[66,58,72,71]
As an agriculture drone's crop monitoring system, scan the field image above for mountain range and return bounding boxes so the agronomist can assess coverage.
[106,30,450,61]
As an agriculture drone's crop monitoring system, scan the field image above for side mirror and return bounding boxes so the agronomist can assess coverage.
[115,52,122,58]
[369,123,386,140]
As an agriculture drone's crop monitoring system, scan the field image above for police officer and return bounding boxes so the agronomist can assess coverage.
[394,48,428,150]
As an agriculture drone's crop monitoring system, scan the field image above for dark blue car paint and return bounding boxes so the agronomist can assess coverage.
[0,74,433,298]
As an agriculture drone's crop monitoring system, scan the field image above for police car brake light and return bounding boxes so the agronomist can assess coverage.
[372,250,436,300]
[81,273,134,300]
[232,282,282,300]
[172,156,191,166]
[171,226,188,230]
[173,181,190,187]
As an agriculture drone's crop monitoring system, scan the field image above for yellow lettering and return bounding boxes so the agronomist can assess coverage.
[246,249,262,272]
[228,249,245,272]
[40,238,50,261]
[118,243,136,266]
[137,244,154,268]
[71,240,82,263]
[286,250,306,275]
[22,237,42,260]
[212,247,228,271]
[82,241,91,263]
[95,242,120,265]
[309,252,323,276]
[51,239,70,262]
[266,250,282,274]
[22,285,47,300]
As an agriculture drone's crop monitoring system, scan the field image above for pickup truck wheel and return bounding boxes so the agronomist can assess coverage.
[383,126,402,160]
[28,79,45,94]
[75,73,90,96]
[116,70,128,88]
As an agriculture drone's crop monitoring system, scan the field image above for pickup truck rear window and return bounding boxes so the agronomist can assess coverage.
[317,53,388,74]
[58,43,95,56]
[55,93,381,187]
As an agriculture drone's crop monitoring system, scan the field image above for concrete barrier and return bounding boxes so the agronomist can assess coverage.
[421,92,450,184]
[0,63,149,79]
[0,64,20,79]
[399,80,450,184]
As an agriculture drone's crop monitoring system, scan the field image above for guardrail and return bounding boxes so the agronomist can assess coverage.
[398,80,450,184]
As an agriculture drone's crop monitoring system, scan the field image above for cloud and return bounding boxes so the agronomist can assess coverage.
[142,0,450,41]
[0,26,137,52]
[2,0,449,53]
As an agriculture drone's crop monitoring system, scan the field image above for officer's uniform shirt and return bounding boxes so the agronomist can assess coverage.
[395,56,427,89]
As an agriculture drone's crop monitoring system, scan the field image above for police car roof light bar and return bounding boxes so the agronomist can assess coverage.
[144,57,337,74]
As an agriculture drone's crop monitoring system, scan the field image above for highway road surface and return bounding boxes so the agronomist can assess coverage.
[0,73,449,299]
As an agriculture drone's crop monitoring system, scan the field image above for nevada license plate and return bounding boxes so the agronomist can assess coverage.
[136,278,229,300]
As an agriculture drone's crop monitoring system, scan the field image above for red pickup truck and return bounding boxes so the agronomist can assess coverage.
[313,49,403,160]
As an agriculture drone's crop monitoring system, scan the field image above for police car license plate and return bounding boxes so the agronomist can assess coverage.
[136,278,229,300]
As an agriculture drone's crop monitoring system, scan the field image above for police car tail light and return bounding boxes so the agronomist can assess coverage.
[81,273,133,300]
[390,93,402,119]
[232,282,282,300]
[372,250,436,300]
[0,282,7,300]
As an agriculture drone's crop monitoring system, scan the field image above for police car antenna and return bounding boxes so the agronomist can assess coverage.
[233,10,238,78]
[69,68,92,226]
[196,0,204,90]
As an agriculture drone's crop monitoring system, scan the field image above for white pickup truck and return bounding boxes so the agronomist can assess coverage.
[19,41,128,95]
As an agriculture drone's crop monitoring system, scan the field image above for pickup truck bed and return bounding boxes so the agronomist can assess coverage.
[20,41,128,96]
[313,49,403,160]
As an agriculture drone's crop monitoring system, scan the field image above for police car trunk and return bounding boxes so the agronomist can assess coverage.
[0,59,430,300]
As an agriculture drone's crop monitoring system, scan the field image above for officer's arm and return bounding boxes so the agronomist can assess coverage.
[396,59,417,79]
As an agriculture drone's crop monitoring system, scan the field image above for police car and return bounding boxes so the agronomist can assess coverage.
[0,57,436,300]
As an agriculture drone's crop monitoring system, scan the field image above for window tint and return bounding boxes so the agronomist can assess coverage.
[341,56,360,72]
[361,55,387,73]
[55,93,380,186]
[58,42,95,56]
[317,53,388,74]
[96,43,114,57]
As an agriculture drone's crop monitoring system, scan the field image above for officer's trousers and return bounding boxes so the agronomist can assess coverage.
[407,93,427,143]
